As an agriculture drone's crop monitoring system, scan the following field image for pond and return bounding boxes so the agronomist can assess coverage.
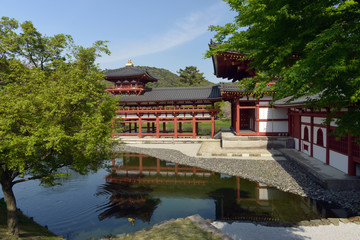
[1,152,349,240]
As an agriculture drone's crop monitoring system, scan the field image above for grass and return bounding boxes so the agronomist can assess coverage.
[0,198,63,240]
[113,218,222,240]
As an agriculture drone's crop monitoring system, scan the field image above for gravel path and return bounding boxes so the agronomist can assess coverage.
[115,144,360,215]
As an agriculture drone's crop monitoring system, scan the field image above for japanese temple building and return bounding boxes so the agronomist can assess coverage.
[105,56,359,177]
[211,51,360,177]
[106,60,221,139]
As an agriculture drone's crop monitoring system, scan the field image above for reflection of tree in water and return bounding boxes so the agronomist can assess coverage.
[96,181,161,222]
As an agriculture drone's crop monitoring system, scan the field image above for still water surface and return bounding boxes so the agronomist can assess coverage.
[1,152,348,239]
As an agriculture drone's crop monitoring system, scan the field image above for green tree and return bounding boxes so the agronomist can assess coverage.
[177,66,214,86]
[207,0,360,137]
[0,17,117,236]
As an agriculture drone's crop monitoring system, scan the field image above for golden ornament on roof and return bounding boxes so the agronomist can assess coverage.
[126,59,133,67]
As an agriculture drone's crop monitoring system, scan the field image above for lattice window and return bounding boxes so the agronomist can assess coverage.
[303,126,309,141]
[317,129,324,146]
[329,132,348,155]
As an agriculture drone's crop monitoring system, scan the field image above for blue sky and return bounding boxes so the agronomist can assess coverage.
[1,0,237,83]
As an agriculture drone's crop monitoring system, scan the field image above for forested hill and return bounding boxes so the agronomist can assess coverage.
[137,66,215,88]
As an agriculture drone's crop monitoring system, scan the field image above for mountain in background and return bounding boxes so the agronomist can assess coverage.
[138,66,215,88]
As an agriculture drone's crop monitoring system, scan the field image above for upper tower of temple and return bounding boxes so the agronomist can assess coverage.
[105,59,158,95]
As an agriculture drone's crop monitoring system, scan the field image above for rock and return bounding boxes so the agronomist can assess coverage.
[339,218,350,224]
[328,218,340,226]
[310,219,322,226]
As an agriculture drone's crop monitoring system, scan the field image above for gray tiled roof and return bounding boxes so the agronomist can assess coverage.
[219,83,245,92]
[105,66,158,81]
[273,93,322,107]
[219,82,273,92]
[119,86,221,102]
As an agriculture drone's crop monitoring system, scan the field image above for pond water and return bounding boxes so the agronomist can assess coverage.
[1,152,349,240]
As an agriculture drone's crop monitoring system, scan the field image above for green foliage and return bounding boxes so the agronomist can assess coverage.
[0,16,117,235]
[141,65,214,88]
[207,0,360,136]
[177,66,214,87]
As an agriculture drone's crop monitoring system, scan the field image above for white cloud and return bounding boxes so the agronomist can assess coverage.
[99,2,226,65]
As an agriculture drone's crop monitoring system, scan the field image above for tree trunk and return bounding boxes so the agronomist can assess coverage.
[1,178,19,237]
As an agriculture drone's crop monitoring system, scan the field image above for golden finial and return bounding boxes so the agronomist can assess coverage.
[126,59,133,67]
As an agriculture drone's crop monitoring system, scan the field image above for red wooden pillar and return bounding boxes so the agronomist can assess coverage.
[174,115,178,138]
[326,118,330,165]
[192,114,196,138]
[310,115,314,157]
[156,115,160,138]
[211,115,215,139]
[138,117,142,138]
[236,98,240,135]
[256,101,260,133]
[348,134,355,176]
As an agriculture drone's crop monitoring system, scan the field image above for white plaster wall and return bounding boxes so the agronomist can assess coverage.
[330,119,338,127]
[314,117,326,125]
[294,138,299,150]
[259,121,288,132]
[259,189,269,200]
[301,116,311,123]
[313,127,327,147]
[313,145,326,163]
[301,141,311,155]
[259,108,270,119]
[329,150,348,174]
[259,108,287,119]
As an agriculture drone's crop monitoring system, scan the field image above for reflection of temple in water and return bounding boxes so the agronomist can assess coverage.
[97,153,334,223]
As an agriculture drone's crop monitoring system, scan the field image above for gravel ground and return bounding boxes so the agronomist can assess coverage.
[115,144,360,216]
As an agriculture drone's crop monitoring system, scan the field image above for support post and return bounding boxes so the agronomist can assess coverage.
[174,115,178,138]
[211,115,215,139]
[138,117,142,138]
[192,115,196,138]
[310,116,314,157]
[236,98,240,135]
[326,119,330,165]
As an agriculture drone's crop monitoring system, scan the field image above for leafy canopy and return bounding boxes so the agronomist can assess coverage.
[207,0,360,136]
[0,16,116,186]
[177,66,214,87]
